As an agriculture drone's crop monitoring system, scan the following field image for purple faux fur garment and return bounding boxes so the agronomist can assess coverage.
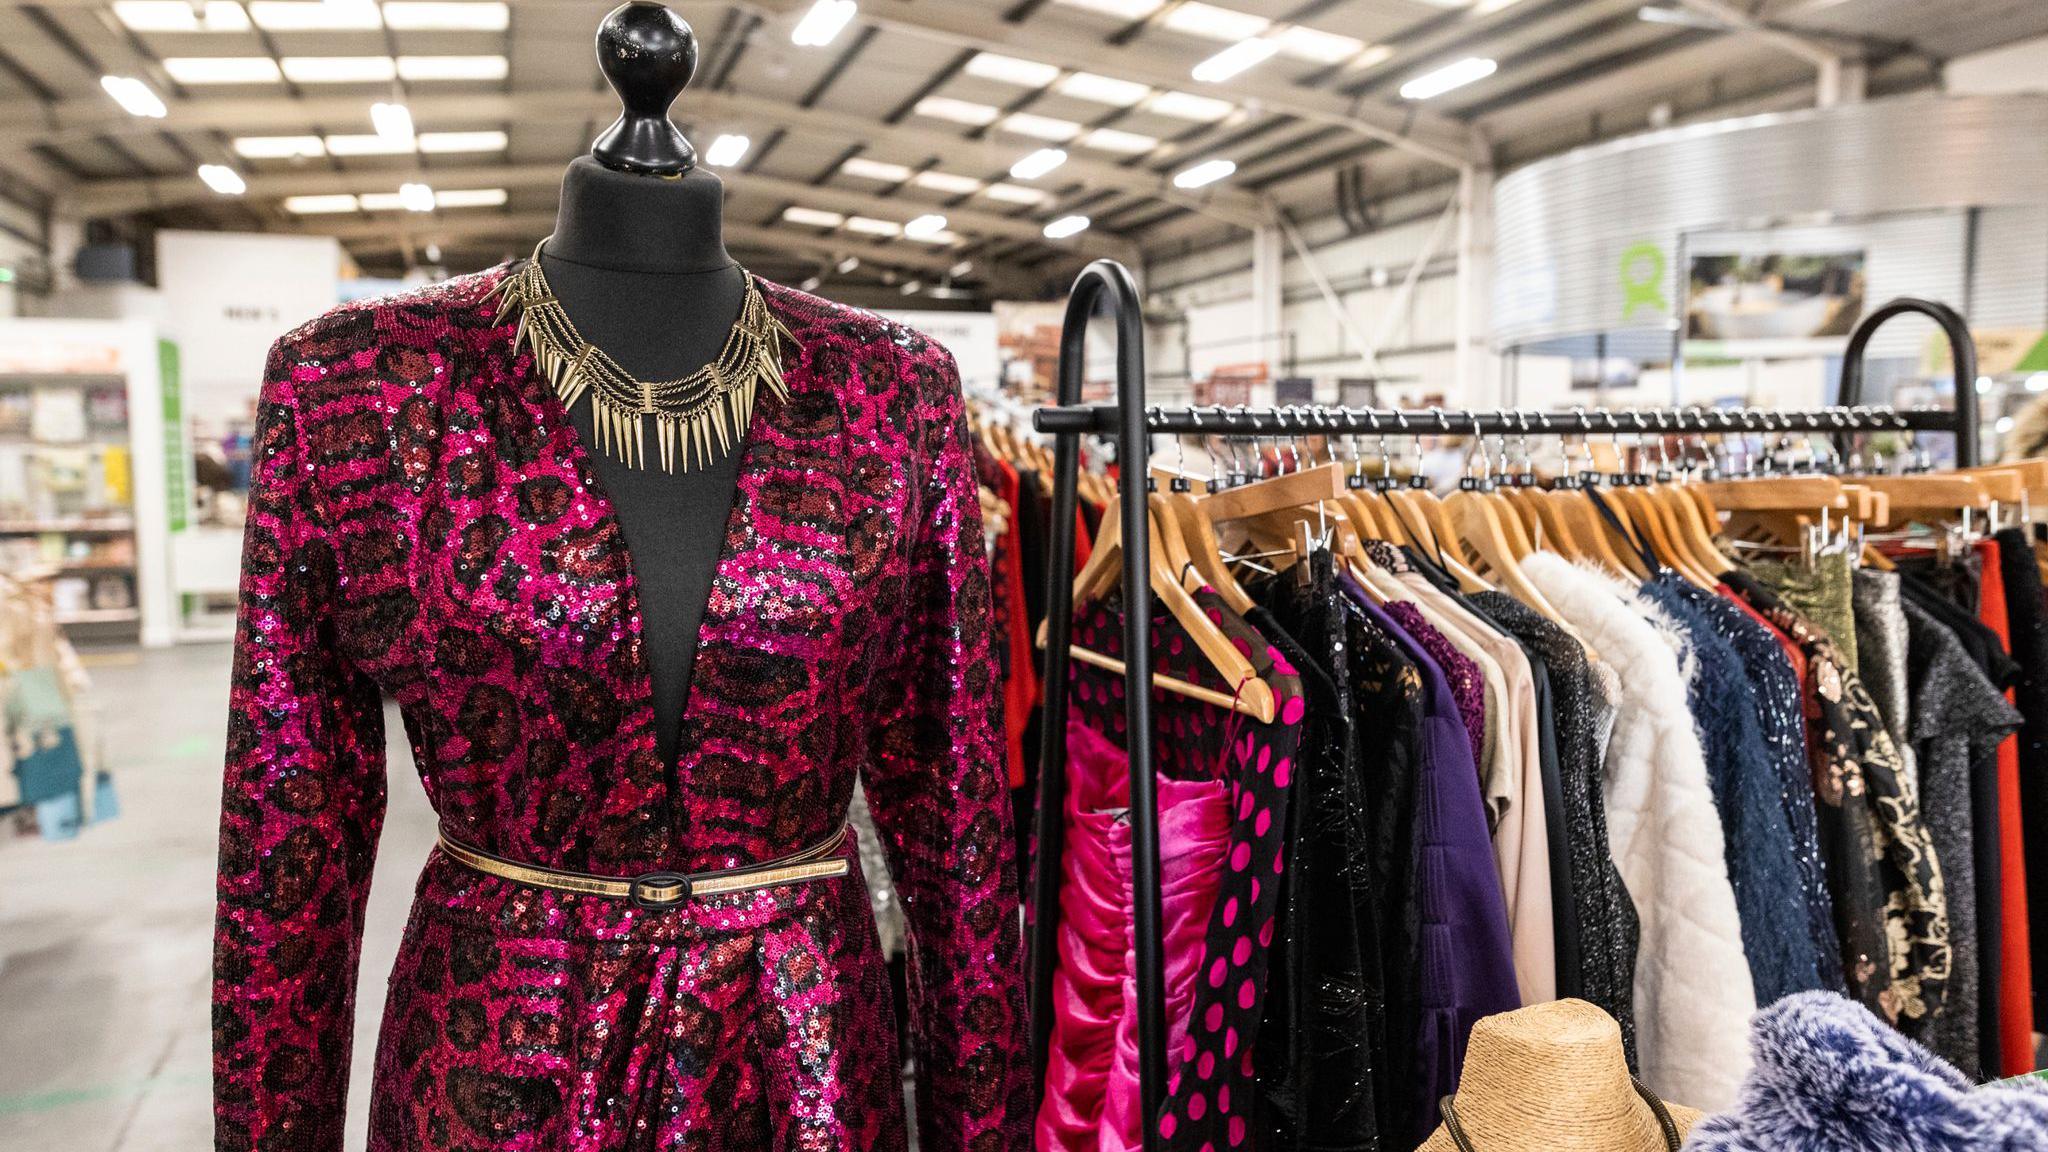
[1687,992,2048,1151]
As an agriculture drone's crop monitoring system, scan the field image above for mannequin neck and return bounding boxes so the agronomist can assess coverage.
[546,155,733,276]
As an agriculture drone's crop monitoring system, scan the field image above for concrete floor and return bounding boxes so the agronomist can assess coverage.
[0,642,437,1152]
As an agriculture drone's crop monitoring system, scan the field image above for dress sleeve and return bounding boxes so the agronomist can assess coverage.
[860,336,1029,1151]
[212,338,388,1152]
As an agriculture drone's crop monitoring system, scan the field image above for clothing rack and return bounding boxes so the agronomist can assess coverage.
[1024,258,1983,1150]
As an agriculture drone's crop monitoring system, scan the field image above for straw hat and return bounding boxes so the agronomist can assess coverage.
[1419,999,1704,1152]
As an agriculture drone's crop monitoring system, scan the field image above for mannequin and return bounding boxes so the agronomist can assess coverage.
[542,1,746,768]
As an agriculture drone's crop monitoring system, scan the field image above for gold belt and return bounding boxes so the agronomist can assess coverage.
[437,824,850,909]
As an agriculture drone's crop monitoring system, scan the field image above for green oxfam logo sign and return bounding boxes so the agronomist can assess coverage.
[1619,241,1669,321]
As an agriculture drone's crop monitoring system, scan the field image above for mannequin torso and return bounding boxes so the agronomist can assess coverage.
[542,155,747,768]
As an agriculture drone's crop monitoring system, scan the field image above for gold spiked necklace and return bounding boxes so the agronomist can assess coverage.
[488,242,793,472]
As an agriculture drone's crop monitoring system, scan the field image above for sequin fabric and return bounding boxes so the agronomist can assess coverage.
[212,267,1028,1151]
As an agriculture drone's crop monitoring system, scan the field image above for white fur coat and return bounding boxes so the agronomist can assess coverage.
[1524,554,1756,1110]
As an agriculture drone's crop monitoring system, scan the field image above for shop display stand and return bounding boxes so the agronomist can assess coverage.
[1024,259,1981,1151]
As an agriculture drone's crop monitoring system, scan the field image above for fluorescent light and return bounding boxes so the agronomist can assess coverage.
[99,76,167,119]
[901,281,922,295]
[396,55,509,81]
[966,52,1062,87]
[791,0,857,47]
[1273,25,1366,64]
[2029,372,2048,393]
[909,230,961,246]
[837,256,860,273]
[1192,39,1280,83]
[984,183,1051,205]
[903,213,948,239]
[1001,112,1083,141]
[164,57,283,84]
[913,171,983,194]
[417,130,508,153]
[1058,72,1151,107]
[1080,128,1158,154]
[704,133,751,167]
[323,134,414,156]
[914,96,1002,126]
[1173,158,1236,188]
[281,56,396,83]
[1399,56,1498,100]
[1147,90,1234,121]
[784,206,846,228]
[371,101,414,142]
[1008,147,1068,180]
[845,216,902,236]
[233,135,324,158]
[1043,215,1091,239]
[356,192,406,210]
[112,1,249,32]
[950,259,974,277]
[433,188,508,208]
[249,1,380,30]
[382,2,509,30]
[1053,0,1163,18]
[801,276,821,292]
[1165,2,1269,40]
[398,182,436,212]
[284,194,360,214]
[197,164,246,195]
[840,156,913,182]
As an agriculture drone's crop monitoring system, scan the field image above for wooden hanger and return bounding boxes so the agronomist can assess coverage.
[1048,499,1278,722]
[1150,467,1256,615]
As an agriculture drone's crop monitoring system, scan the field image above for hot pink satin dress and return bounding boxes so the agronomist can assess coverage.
[1037,719,1231,1151]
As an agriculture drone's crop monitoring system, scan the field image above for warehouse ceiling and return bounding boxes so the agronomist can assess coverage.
[0,0,2043,292]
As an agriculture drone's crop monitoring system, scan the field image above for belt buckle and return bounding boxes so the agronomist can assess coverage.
[629,871,693,909]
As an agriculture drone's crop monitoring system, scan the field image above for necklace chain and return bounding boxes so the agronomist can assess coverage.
[486,241,792,472]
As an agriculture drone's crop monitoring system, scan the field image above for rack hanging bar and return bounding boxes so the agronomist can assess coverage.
[1833,297,1979,468]
[1032,402,1961,439]
[1028,258,1170,1151]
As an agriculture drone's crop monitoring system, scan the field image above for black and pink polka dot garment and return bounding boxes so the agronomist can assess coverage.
[1063,588,1307,1150]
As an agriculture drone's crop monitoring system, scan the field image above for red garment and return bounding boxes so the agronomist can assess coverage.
[993,457,1037,789]
[212,269,1028,1151]
[1978,537,2039,1076]
[1720,583,1810,717]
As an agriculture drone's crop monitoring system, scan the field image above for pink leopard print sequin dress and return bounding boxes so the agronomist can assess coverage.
[211,266,1028,1152]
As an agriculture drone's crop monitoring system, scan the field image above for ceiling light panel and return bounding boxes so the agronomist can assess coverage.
[914,96,1001,126]
[782,206,845,228]
[100,76,168,118]
[396,55,509,80]
[1051,0,1164,18]
[840,157,914,182]
[1057,72,1150,107]
[983,183,1052,205]
[907,230,961,246]
[281,56,396,83]
[1001,113,1083,141]
[357,192,405,210]
[197,164,246,195]
[913,171,983,194]
[234,135,326,158]
[323,133,413,155]
[903,214,948,239]
[112,1,250,32]
[1399,56,1498,100]
[1079,128,1158,154]
[163,57,283,84]
[1008,147,1067,180]
[845,216,903,236]
[1173,157,1236,188]
[1273,25,1367,64]
[965,52,1062,88]
[704,133,750,167]
[432,188,508,208]
[417,130,508,153]
[249,1,380,30]
[284,194,360,214]
[381,2,509,30]
[1192,38,1279,83]
[1043,214,1091,239]
[1163,2,1269,41]
[1147,90,1234,121]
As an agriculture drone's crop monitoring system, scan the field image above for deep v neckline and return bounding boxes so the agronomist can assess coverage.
[508,264,777,789]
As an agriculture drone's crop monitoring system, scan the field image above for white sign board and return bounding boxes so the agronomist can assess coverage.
[156,230,341,425]
[879,309,1001,394]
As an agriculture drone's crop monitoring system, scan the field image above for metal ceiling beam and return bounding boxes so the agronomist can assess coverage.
[0,84,1270,227]
[62,159,1142,261]
[735,0,1479,170]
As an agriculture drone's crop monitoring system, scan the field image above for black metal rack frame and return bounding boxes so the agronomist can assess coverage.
[1024,260,1980,1151]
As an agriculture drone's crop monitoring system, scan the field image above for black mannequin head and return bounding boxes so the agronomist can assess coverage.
[591,1,698,175]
